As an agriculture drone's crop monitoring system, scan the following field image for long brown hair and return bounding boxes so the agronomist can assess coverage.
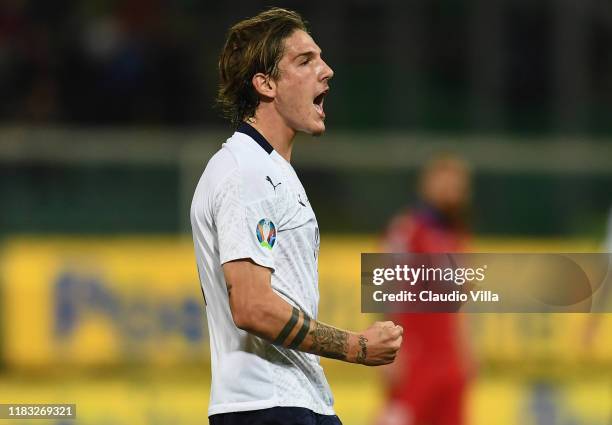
[216,8,308,127]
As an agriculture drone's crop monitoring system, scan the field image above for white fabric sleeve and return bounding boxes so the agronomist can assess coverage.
[213,167,276,271]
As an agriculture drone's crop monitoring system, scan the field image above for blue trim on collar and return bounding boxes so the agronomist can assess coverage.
[237,122,274,154]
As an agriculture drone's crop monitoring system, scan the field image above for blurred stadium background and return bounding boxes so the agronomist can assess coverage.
[1,1,611,424]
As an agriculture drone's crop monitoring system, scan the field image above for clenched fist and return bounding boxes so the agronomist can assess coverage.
[352,321,403,366]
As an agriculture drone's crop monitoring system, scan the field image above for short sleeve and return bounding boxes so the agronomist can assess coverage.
[213,167,276,271]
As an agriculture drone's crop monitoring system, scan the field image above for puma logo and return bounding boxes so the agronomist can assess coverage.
[266,176,282,191]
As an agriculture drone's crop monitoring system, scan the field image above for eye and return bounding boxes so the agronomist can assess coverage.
[300,58,311,66]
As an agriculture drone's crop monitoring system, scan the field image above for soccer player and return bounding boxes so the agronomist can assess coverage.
[376,155,474,425]
[190,8,403,425]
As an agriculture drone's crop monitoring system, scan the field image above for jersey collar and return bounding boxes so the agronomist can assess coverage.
[237,122,274,155]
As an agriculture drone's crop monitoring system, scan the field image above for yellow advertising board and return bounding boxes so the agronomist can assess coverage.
[0,375,609,425]
[0,236,611,425]
[1,237,207,368]
[1,236,611,369]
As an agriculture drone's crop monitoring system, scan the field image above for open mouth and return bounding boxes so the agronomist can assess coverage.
[313,89,328,117]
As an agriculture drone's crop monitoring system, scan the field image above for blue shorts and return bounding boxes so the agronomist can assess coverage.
[209,407,342,425]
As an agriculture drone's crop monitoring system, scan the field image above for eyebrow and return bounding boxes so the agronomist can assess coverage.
[293,50,321,61]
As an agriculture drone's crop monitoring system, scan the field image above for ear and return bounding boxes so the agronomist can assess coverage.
[252,72,276,99]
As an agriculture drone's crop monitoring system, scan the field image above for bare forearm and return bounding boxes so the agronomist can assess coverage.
[224,260,399,366]
[278,306,367,364]
[236,291,366,363]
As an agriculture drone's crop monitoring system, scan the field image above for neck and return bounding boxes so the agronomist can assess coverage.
[247,110,296,162]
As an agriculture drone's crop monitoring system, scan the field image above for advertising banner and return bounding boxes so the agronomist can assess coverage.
[1,238,207,367]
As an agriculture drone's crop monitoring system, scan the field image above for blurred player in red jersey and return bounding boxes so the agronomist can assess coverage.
[376,155,475,425]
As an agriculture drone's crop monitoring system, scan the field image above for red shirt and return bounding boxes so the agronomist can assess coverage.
[384,206,469,381]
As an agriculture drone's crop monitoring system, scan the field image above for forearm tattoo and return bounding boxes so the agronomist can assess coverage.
[288,313,310,349]
[274,306,299,345]
[309,322,349,360]
[273,308,347,358]
[273,306,313,349]
[356,335,368,364]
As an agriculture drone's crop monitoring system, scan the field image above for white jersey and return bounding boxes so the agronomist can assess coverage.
[190,123,335,417]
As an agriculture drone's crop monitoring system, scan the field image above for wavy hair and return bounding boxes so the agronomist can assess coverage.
[216,8,308,127]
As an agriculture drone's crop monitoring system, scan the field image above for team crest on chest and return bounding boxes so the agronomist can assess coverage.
[256,218,276,249]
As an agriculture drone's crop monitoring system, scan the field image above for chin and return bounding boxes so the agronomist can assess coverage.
[292,115,326,136]
[297,123,326,136]
[310,119,327,136]
[312,126,325,136]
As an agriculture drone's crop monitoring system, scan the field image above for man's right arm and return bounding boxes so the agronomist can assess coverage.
[223,259,403,366]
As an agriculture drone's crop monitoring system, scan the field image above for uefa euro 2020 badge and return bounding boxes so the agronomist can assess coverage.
[256,218,276,250]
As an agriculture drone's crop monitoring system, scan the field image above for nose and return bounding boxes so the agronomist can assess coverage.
[320,59,334,82]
